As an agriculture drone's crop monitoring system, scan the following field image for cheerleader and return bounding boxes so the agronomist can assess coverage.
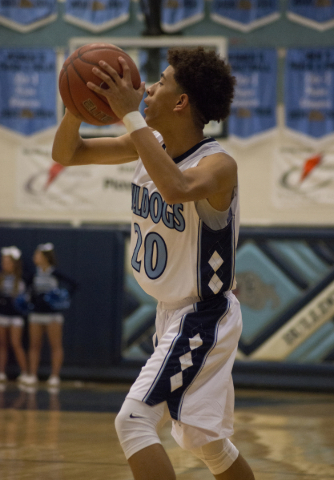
[26,243,77,387]
[0,246,29,383]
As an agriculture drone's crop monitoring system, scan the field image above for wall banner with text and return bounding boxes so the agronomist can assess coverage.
[287,0,334,31]
[0,49,57,136]
[285,48,334,145]
[228,48,277,144]
[16,144,134,221]
[211,0,280,32]
[64,0,130,32]
[161,0,204,33]
[0,0,57,32]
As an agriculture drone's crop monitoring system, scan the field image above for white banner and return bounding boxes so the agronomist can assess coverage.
[273,144,334,207]
[16,143,135,220]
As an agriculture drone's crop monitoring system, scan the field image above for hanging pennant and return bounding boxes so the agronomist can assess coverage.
[228,48,277,144]
[64,0,130,32]
[0,48,57,136]
[211,0,280,32]
[285,48,334,144]
[161,0,204,32]
[287,0,334,31]
[0,0,57,32]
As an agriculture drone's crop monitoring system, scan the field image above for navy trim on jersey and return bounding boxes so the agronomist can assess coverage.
[143,295,229,421]
[162,138,216,165]
[199,217,235,300]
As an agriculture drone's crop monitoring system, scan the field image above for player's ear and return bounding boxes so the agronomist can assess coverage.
[174,93,189,112]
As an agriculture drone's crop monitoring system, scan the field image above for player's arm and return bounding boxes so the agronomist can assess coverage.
[52,109,139,166]
[85,58,236,207]
[130,127,237,209]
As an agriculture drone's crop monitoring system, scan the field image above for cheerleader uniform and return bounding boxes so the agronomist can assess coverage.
[27,267,77,324]
[0,275,25,328]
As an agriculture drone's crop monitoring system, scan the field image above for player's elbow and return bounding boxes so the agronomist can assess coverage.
[162,189,187,205]
[52,152,72,167]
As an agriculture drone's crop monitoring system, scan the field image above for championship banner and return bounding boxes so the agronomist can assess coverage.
[16,144,135,221]
[287,0,334,31]
[273,145,334,207]
[228,48,277,143]
[64,0,130,32]
[210,0,280,32]
[0,0,57,32]
[0,49,57,136]
[285,48,334,144]
[161,0,204,33]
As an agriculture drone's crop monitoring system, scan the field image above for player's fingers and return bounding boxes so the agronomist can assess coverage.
[118,57,132,83]
[92,67,116,87]
[138,81,146,97]
[86,81,110,96]
[98,60,122,85]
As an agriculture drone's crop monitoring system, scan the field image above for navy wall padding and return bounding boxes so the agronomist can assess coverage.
[0,224,124,371]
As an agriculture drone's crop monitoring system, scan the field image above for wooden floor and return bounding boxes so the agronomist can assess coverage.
[0,382,333,479]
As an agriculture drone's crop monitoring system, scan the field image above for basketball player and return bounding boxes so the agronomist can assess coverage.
[53,47,255,480]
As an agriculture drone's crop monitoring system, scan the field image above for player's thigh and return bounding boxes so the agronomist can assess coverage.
[0,326,8,345]
[29,322,45,347]
[46,321,63,348]
[9,325,24,348]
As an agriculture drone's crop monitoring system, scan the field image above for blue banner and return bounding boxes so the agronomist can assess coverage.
[0,49,57,136]
[211,0,280,31]
[228,49,277,141]
[0,0,57,32]
[287,0,334,31]
[161,0,204,32]
[64,0,130,32]
[285,48,334,141]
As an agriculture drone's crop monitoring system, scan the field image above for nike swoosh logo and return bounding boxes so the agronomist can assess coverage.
[130,413,144,419]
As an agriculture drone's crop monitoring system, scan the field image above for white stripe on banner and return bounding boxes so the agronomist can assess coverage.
[284,48,334,145]
[161,0,204,33]
[0,0,57,32]
[287,0,334,31]
[64,0,130,32]
[251,281,334,361]
[210,0,280,32]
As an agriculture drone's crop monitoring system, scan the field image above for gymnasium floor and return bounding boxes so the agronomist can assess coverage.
[0,381,333,480]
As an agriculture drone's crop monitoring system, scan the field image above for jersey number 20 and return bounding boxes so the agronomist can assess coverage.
[131,223,167,279]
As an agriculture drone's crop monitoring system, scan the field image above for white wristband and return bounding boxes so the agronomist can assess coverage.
[122,111,147,133]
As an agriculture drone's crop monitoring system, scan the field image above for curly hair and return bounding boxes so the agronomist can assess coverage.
[167,47,236,127]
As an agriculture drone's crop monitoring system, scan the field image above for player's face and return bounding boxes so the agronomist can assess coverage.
[1,255,15,274]
[143,65,182,128]
[33,250,48,268]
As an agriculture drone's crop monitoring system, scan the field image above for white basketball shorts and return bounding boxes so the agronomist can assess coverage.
[28,313,64,325]
[126,291,242,450]
[0,315,24,327]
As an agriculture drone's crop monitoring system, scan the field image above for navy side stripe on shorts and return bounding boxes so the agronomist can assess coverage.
[143,295,230,420]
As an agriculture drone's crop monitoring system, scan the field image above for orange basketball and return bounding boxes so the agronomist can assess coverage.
[59,43,141,126]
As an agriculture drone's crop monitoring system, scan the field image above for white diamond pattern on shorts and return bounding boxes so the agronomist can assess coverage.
[169,334,203,392]
[208,251,224,272]
[170,371,183,392]
[209,274,223,294]
[189,333,203,350]
[179,351,193,371]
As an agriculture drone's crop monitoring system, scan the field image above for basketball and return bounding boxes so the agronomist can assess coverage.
[59,43,141,126]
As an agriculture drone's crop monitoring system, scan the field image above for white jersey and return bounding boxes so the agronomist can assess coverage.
[130,132,239,304]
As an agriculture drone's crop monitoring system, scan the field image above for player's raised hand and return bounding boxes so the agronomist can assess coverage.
[87,57,146,119]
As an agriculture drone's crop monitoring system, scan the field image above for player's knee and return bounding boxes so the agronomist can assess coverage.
[190,438,239,475]
[115,399,162,460]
